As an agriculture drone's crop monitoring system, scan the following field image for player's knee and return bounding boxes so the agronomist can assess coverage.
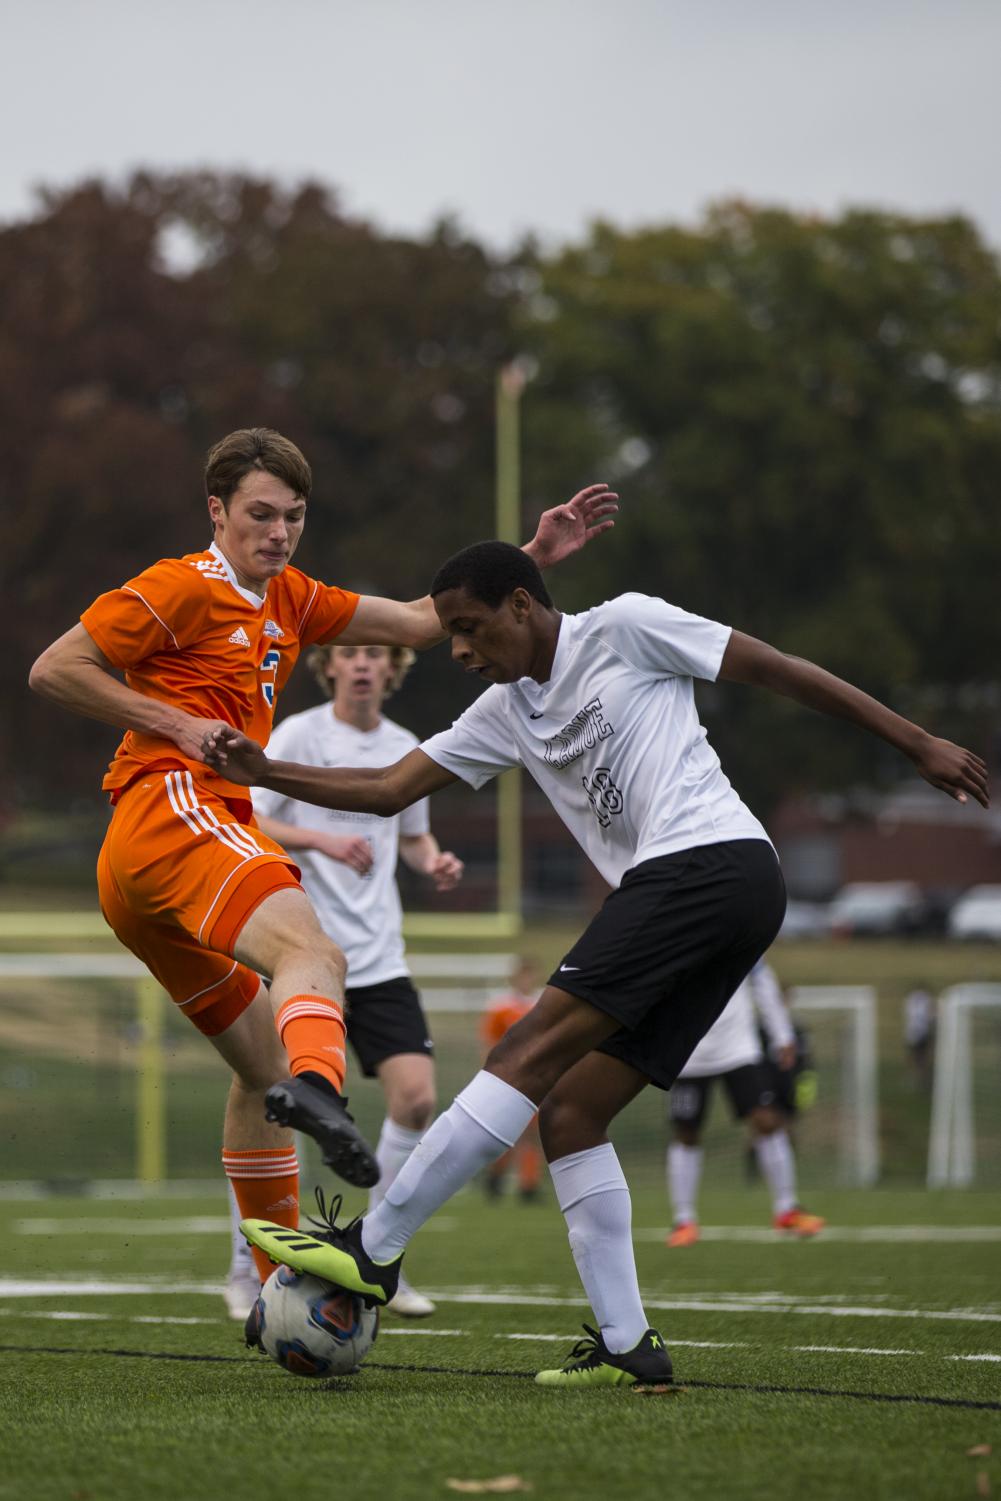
[750,1105,782,1136]
[674,1122,700,1147]
[389,1090,436,1131]
[278,930,347,988]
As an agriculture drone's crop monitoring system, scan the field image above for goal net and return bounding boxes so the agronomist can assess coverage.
[927,984,1001,1188]
[0,957,879,1199]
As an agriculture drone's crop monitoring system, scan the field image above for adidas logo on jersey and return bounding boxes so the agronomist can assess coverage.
[228,627,251,647]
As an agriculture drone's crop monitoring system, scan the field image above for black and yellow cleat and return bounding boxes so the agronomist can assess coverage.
[535,1324,675,1392]
[264,1076,379,1189]
[241,1188,402,1308]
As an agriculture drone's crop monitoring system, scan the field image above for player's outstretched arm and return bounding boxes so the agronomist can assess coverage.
[29,624,237,761]
[203,730,458,816]
[719,630,990,808]
[334,484,619,650]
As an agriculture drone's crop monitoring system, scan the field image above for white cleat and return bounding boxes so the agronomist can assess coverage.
[223,1272,262,1323]
[386,1276,436,1319]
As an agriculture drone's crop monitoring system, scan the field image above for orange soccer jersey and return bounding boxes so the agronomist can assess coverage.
[481,993,536,1049]
[81,541,360,800]
[84,542,360,1032]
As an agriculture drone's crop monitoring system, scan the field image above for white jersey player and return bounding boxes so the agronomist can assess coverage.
[224,643,463,1321]
[206,539,986,1392]
[667,959,825,1244]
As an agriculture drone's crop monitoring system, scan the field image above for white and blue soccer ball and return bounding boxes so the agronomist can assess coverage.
[247,1265,379,1378]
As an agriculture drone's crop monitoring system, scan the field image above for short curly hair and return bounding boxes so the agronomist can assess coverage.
[307,643,416,701]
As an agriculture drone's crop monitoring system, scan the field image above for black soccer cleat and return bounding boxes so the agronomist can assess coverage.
[264,1076,380,1189]
[242,1188,402,1308]
[535,1324,675,1390]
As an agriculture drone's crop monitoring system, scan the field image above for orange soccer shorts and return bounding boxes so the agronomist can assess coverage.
[97,768,302,1036]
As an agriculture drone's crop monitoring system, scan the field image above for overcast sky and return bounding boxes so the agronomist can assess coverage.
[3,0,998,250]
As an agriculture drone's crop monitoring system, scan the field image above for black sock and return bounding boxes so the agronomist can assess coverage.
[299,1070,342,1099]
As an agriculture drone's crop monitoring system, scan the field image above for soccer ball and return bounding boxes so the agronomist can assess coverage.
[246,1265,379,1378]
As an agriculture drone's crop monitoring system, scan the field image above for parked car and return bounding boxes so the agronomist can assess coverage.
[947,885,1001,942]
[778,900,831,939]
[827,881,926,938]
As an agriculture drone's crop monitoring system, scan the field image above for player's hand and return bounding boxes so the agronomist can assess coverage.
[524,484,618,568]
[200,725,269,785]
[911,735,989,808]
[427,851,464,891]
[775,1043,797,1072]
[173,716,243,763]
[314,833,373,875]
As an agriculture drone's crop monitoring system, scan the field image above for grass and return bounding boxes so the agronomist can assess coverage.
[1,1184,999,1501]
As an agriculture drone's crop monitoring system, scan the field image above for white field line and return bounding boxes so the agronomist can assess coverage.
[421,1290,1001,1325]
[633,1226,1001,1244]
[0,1309,218,1326]
[2,1279,1000,1329]
[14,1217,457,1236]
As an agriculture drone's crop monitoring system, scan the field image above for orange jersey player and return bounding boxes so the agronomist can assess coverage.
[28,426,618,1284]
[481,960,543,1201]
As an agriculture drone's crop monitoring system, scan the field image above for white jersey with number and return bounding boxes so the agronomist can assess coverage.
[252,707,429,988]
[679,961,794,1077]
[420,593,769,888]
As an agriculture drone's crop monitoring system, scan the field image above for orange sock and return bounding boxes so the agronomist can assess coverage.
[223,1145,299,1284]
[275,994,346,1093]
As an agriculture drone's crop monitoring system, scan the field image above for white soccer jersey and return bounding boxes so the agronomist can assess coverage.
[252,707,430,988]
[421,593,769,888]
[679,961,794,1077]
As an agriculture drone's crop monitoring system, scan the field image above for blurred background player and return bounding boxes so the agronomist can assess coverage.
[666,957,825,1245]
[903,986,936,1089]
[481,959,543,1201]
[224,640,464,1320]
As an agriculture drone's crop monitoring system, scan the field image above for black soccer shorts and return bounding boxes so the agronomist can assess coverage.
[344,976,434,1078]
[669,1063,779,1130]
[548,839,786,1091]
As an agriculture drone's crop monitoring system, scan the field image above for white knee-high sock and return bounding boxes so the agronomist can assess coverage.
[550,1143,649,1354]
[667,1142,703,1225]
[368,1118,425,1212]
[227,1182,258,1282]
[361,1071,536,1263]
[755,1129,797,1215]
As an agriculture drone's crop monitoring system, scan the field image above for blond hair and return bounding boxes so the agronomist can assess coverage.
[307,644,416,701]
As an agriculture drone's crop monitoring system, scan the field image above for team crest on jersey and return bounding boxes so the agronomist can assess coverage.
[264,619,284,640]
[228,627,251,647]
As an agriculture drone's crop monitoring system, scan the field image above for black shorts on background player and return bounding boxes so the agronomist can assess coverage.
[344,977,434,1077]
[670,1063,777,1130]
[548,839,786,1091]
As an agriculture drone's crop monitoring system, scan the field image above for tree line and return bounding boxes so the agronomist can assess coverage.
[4,173,1000,819]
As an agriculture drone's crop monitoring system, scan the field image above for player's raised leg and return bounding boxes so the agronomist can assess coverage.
[533,1052,673,1390]
[235,886,378,1186]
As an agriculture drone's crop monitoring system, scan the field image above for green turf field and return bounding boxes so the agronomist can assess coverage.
[1,1184,999,1501]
